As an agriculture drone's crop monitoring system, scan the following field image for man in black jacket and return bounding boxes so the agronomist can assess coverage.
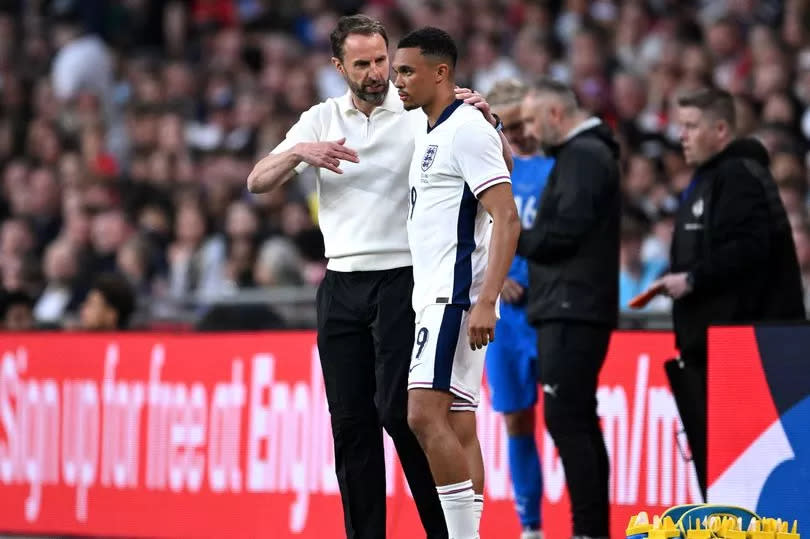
[650,87,805,498]
[518,79,620,539]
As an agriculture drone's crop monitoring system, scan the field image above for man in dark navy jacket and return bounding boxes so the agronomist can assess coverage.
[651,87,805,498]
[518,78,620,539]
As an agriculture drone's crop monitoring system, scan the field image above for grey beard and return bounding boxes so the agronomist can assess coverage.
[350,82,387,106]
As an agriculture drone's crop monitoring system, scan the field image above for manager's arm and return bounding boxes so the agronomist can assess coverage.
[246,105,359,194]
[247,138,359,193]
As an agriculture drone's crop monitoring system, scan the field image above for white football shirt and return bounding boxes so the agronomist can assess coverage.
[271,82,422,272]
[407,100,511,313]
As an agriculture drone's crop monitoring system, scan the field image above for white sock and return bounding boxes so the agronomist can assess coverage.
[437,480,477,539]
[473,494,484,533]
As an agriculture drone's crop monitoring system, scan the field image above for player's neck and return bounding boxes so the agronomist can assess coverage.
[424,89,457,128]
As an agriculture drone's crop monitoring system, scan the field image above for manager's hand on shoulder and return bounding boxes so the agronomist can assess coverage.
[294,138,359,174]
[454,86,496,126]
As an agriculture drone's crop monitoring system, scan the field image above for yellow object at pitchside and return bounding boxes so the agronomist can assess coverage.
[626,504,800,539]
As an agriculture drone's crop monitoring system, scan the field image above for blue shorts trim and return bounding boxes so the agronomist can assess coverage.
[433,305,463,391]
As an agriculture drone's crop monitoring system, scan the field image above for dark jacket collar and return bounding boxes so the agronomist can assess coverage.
[696,137,770,172]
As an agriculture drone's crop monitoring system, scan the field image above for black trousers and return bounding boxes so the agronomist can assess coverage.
[666,346,708,500]
[537,321,611,538]
[317,267,447,539]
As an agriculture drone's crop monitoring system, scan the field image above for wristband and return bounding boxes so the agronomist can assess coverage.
[492,113,503,132]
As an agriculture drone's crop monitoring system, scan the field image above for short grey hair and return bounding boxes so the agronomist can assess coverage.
[485,78,529,108]
[530,77,578,114]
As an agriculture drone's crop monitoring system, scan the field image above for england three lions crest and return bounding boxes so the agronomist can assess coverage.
[421,145,438,171]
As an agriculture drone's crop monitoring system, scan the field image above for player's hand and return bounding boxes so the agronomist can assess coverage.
[501,278,525,304]
[651,272,692,299]
[294,138,359,174]
[454,87,495,126]
[467,301,497,350]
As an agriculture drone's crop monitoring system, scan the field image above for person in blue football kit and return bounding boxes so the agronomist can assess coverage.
[484,79,553,539]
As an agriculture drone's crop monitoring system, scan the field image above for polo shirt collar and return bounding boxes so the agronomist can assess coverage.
[338,81,403,115]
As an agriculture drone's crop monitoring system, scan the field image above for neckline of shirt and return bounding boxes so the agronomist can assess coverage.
[427,99,464,133]
[562,116,602,142]
[337,81,403,116]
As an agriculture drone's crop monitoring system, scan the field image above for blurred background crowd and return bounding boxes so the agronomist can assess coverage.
[1,0,809,331]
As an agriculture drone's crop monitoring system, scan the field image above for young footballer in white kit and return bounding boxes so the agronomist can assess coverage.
[393,26,521,539]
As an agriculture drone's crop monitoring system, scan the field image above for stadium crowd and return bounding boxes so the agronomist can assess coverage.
[1,0,810,330]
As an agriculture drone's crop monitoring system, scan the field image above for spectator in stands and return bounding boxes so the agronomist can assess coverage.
[254,237,304,287]
[793,221,810,314]
[642,206,676,265]
[611,71,650,151]
[0,0,808,334]
[512,29,555,82]
[0,218,35,260]
[196,200,260,298]
[34,239,81,324]
[90,209,132,274]
[619,214,669,313]
[469,32,520,95]
[0,290,35,330]
[168,201,209,299]
[778,176,809,217]
[116,234,155,296]
[623,153,659,214]
[61,207,92,257]
[78,273,136,331]
[28,166,63,250]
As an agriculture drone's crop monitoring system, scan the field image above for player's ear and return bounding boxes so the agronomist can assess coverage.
[436,63,449,83]
[331,57,345,75]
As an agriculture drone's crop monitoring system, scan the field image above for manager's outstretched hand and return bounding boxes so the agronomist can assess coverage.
[294,137,359,174]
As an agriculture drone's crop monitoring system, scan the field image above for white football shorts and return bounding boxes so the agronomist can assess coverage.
[407,304,486,412]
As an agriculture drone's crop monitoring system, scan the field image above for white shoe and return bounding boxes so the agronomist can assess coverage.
[521,530,543,539]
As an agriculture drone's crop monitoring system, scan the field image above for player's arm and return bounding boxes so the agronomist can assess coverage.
[475,182,520,330]
[246,106,359,194]
[453,122,517,349]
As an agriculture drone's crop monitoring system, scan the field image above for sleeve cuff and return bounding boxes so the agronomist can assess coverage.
[687,267,703,293]
[472,175,511,197]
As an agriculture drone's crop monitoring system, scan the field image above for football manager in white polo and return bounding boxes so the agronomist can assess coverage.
[247,14,511,539]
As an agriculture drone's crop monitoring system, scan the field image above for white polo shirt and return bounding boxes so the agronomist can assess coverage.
[272,82,422,272]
